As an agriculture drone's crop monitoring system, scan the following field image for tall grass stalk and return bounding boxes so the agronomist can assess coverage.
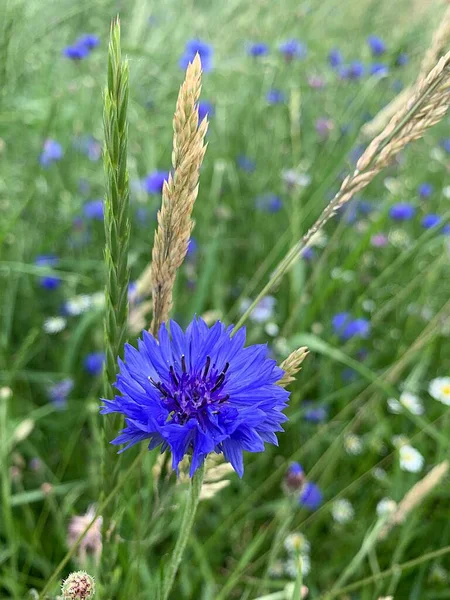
[100,16,131,590]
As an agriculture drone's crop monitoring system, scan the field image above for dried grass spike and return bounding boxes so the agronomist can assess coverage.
[278,347,309,387]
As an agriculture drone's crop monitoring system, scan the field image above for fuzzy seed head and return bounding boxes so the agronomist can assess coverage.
[61,571,95,600]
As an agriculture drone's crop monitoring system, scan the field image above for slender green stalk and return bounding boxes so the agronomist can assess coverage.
[100,16,131,588]
[161,463,205,600]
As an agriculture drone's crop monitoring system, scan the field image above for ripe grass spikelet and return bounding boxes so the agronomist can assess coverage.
[278,347,309,387]
[378,461,449,540]
[150,54,208,336]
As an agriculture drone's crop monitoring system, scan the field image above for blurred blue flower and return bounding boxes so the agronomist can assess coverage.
[370,63,389,77]
[35,255,61,290]
[101,318,290,477]
[77,34,99,50]
[84,352,105,376]
[187,237,198,258]
[389,203,416,221]
[48,379,73,409]
[135,207,151,225]
[278,39,307,60]
[144,170,169,194]
[63,34,99,60]
[328,48,343,68]
[301,247,315,261]
[266,89,286,104]
[83,199,104,221]
[74,136,101,161]
[340,61,365,80]
[396,53,409,67]
[421,214,441,229]
[179,39,213,72]
[367,35,386,56]
[299,482,323,510]
[332,312,370,340]
[418,183,433,198]
[197,101,214,122]
[240,296,276,323]
[303,402,328,423]
[247,42,269,57]
[40,139,63,167]
[236,155,256,172]
[441,138,450,153]
[255,193,283,212]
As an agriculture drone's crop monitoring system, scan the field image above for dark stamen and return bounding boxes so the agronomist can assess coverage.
[203,356,211,378]
[169,366,179,386]
[181,355,187,373]
[149,377,170,398]
[219,394,230,403]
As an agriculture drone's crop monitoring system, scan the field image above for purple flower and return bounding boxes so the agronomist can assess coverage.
[441,138,450,153]
[63,34,99,60]
[187,237,198,258]
[84,352,105,376]
[144,170,169,194]
[299,482,323,510]
[266,89,286,104]
[197,101,214,122]
[77,34,99,50]
[367,35,386,56]
[179,39,213,72]
[278,39,307,61]
[83,199,104,221]
[421,214,441,229]
[40,139,63,167]
[371,233,388,247]
[35,255,61,290]
[255,193,283,213]
[370,63,389,77]
[237,155,256,172]
[303,403,328,423]
[340,61,365,80]
[418,183,433,198]
[74,136,101,161]
[389,203,416,221]
[48,379,73,409]
[328,48,343,68]
[332,313,370,341]
[247,42,269,57]
[101,318,290,477]
[301,247,315,261]
[396,53,409,67]
[284,462,305,492]
[315,118,334,139]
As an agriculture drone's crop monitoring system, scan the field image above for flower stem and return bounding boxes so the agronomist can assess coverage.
[161,463,205,600]
[100,15,130,591]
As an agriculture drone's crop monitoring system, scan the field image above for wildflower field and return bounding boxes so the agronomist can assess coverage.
[2,0,450,598]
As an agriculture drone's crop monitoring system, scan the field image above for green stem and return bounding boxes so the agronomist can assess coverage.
[161,463,205,600]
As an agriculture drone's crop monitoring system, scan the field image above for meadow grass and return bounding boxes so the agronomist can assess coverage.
[1,0,450,599]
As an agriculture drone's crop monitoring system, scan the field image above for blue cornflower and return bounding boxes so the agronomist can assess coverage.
[101,318,290,477]
[284,462,305,492]
[332,313,370,341]
[77,34,100,50]
[240,296,276,323]
[367,35,386,56]
[421,214,441,229]
[237,155,256,172]
[74,136,101,161]
[48,379,73,410]
[84,352,105,376]
[328,48,343,68]
[389,203,416,221]
[40,139,63,167]
[35,255,61,290]
[255,193,283,212]
[180,39,213,72]
[299,482,323,510]
[301,247,315,261]
[247,42,269,57]
[303,402,328,423]
[441,138,450,153]
[83,199,104,221]
[418,183,433,198]
[278,39,307,60]
[187,237,198,258]
[266,89,286,104]
[396,53,409,67]
[197,101,214,122]
[63,34,99,60]
[370,63,389,77]
[340,61,365,80]
[144,170,169,194]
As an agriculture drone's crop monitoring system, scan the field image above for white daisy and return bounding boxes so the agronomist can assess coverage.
[43,316,67,334]
[64,294,93,316]
[399,445,424,473]
[283,533,310,555]
[285,554,311,579]
[344,433,363,456]
[392,434,409,449]
[429,377,450,406]
[387,398,402,414]
[265,322,279,337]
[376,497,397,517]
[372,467,387,481]
[331,498,354,524]
[388,392,424,415]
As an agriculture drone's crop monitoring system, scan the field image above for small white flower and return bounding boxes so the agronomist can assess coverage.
[372,467,387,481]
[331,498,354,524]
[265,322,279,337]
[387,398,402,414]
[283,533,310,555]
[392,434,409,449]
[344,433,363,456]
[376,497,397,517]
[429,377,450,406]
[268,560,285,578]
[285,554,311,579]
[282,169,311,189]
[388,392,424,415]
[64,294,92,316]
[362,299,376,312]
[43,316,67,334]
[399,445,424,473]
[443,186,450,199]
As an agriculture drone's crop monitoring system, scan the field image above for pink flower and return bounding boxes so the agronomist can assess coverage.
[67,506,102,565]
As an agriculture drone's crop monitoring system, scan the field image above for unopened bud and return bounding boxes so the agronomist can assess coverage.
[283,462,305,493]
[61,571,95,599]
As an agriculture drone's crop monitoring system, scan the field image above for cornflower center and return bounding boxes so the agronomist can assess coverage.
[149,355,230,424]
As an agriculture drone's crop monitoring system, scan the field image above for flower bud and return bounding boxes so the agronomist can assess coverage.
[61,571,95,599]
